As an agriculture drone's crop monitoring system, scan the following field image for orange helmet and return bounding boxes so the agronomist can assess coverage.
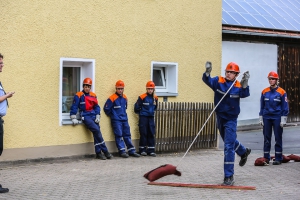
[146,81,155,88]
[225,62,240,73]
[83,78,92,85]
[115,80,125,88]
[268,71,279,79]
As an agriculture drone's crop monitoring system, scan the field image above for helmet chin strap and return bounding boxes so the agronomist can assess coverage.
[270,84,277,88]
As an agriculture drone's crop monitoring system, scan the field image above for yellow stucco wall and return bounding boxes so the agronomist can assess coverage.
[1,1,221,151]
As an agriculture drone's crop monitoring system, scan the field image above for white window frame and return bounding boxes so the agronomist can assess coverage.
[59,57,95,126]
[151,61,178,96]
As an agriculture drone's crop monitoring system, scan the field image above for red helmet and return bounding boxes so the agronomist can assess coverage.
[115,80,125,88]
[83,78,92,85]
[225,62,240,73]
[268,71,279,79]
[146,81,155,88]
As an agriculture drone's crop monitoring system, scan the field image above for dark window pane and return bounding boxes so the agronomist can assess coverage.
[153,69,164,87]
[62,67,80,113]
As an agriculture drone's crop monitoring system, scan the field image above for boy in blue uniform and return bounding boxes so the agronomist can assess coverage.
[202,61,251,186]
[259,71,289,165]
[104,80,140,158]
[134,81,158,157]
[70,78,113,160]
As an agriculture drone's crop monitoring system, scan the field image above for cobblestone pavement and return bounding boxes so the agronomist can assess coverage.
[0,149,299,200]
[0,126,300,200]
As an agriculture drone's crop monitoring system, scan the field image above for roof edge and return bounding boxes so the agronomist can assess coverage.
[222,25,300,38]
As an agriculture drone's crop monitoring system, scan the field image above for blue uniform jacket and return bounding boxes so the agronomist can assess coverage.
[70,91,100,117]
[259,86,289,119]
[104,93,128,121]
[134,93,158,116]
[202,73,250,120]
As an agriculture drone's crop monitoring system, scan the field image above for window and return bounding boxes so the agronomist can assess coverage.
[59,58,95,125]
[151,61,178,96]
[152,67,166,88]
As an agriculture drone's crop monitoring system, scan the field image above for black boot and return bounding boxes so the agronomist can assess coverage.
[104,152,113,159]
[239,148,251,166]
[148,152,157,157]
[273,160,282,165]
[129,152,140,157]
[222,176,234,186]
[120,153,129,158]
[0,184,9,193]
[96,152,107,160]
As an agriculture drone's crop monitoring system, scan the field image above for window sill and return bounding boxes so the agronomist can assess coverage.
[61,119,83,125]
[155,92,178,97]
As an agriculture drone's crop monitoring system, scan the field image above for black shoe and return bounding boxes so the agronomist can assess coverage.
[222,176,234,186]
[140,152,147,156]
[273,160,282,165]
[0,187,9,193]
[104,152,113,159]
[129,152,140,157]
[239,148,251,166]
[120,153,129,158]
[148,152,156,157]
[96,153,107,160]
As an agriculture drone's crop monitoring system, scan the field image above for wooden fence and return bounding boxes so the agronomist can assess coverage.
[155,102,218,152]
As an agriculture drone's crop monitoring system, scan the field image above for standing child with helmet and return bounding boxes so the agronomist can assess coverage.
[134,81,158,157]
[259,71,289,165]
[202,61,251,186]
[104,80,140,158]
[70,78,113,160]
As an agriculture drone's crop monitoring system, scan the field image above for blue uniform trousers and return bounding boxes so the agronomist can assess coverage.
[263,118,283,161]
[217,116,246,177]
[138,116,156,154]
[82,115,108,154]
[111,120,136,155]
